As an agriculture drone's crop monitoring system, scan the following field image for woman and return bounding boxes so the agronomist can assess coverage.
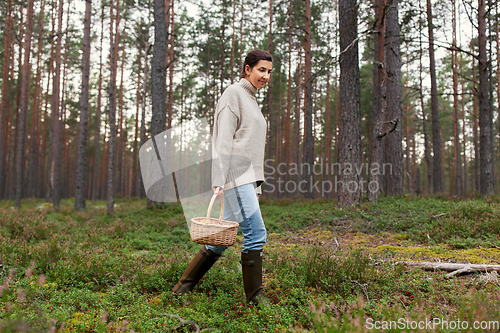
[172,49,272,307]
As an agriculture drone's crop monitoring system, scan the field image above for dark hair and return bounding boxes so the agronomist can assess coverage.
[240,49,273,79]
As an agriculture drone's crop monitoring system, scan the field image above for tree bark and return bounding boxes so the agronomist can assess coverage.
[460,53,467,197]
[418,2,432,194]
[43,0,57,201]
[27,0,46,199]
[132,37,142,197]
[369,0,386,202]
[15,0,34,208]
[426,0,443,193]
[324,62,331,199]
[478,0,494,195]
[338,0,361,206]
[107,0,120,215]
[117,33,126,196]
[472,39,480,194]
[74,0,92,210]
[11,7,25,201]
[230,0,236,84]
[167,0,174,129]
[50,0,64,208]
[61,0,72,198]
[303,0,314,199]
[148,0,168,207]
[293,53,302,197]
[0,0,13,200]
[92,0,105,202]
[384,0,403,196]
[451,0,462,197]
[284,0,292,198]
[405,61,411,194]
[239,0,244,74]
[487,0,495,193]
[267,0,274,198]
[138,28,150,199]
[497,1,500,192]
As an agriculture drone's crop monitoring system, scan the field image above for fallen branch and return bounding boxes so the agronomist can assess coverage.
[397,261,500,277]
[162,313,217,333]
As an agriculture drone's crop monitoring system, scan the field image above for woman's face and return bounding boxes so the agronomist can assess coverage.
[245,60,273,89]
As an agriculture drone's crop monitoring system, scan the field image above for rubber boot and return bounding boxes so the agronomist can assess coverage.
[241,249,267,307]
[172,246,221,304]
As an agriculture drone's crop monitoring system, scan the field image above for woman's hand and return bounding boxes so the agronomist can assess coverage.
[213,186,223,196]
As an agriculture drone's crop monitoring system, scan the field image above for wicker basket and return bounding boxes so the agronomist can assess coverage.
[190,192,239,246]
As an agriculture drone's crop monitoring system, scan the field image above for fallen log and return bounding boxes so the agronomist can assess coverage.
[397,261,500,277]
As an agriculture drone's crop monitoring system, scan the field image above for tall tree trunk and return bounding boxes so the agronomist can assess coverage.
[132,41,142,197]
[472,39,480,193]
[0,0,13,200]
[43,0,57,201]
[334,50,340,198]
[338,0,361,206]
[324,62,331,199]
[149,0,167,203]
[15,0,34,208]
[92,0,104,202]
[418,1,432,194]
[11,7,25,201]
[487,0,495,193]
[276,70,283,198]
[405,60,411,193]
[293,53,302,197]
[107,0,120,215]
[497,1,500,191]
[27,0,45,199]
[239,0,244,73]
[369,0,386,202]
[303,0,314,199]
[451,0,462,197]
[460,53,467,197]
[62,0,72,198]
[384,0,403,196]
[50,0,64,207]
[74,0,92,210]
[267,0,275,198]
[230,0,236,84]
[138,29,149,199]
[478,0,494,195]
[117,35,125,196]
[427,0,443,193]
[100,120,108,199]
[167,0,174,129]
[284,0,292,198]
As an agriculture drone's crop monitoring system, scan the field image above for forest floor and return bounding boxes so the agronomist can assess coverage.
[0,195,499,332]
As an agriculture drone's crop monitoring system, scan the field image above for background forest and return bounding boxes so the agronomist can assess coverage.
[0,0,499,210]
[1,1,500,332]
[0,0,500,207]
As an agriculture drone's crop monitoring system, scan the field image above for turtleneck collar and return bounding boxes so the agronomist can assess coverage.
[238,77,258,96]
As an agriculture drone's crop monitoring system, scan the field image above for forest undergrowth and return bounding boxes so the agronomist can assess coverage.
[0,195,499,332]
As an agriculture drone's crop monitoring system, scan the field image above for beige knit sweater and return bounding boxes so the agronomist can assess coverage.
[211,78,267,195]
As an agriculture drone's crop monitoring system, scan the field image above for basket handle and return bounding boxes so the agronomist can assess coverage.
[206,192,224,222]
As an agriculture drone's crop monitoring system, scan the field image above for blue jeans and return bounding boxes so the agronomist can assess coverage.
[206,182,266,255]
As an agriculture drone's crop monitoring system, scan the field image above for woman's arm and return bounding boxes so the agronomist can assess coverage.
[212,105,239,192]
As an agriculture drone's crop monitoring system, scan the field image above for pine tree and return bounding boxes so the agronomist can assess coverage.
[74,0,93,210]
[338,0,361,206]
